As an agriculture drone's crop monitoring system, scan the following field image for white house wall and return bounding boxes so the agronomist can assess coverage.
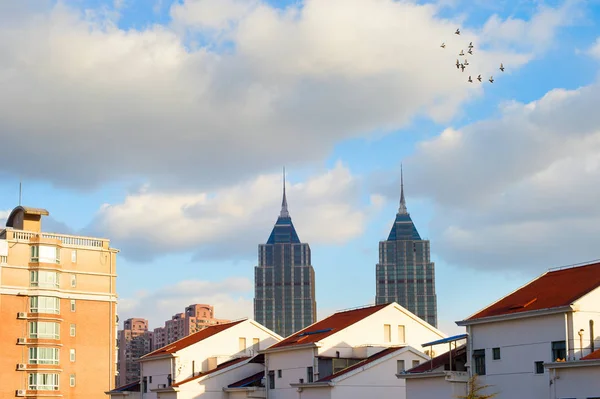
[267,348,315,399]
[296,388,331,399]
[405,376,466,399]
[548,365,600,399]
[175,363,264,399]
[572,287,600,359]
[469,313,567,399]
[143,357,175,399]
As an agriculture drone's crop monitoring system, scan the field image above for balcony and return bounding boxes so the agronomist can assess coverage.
[2,228,108,249]
[444,371,469,382]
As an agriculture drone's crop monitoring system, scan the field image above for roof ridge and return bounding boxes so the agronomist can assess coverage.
[547,259,600,272]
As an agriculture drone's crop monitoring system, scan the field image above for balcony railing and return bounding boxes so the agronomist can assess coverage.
[2,228,107,249]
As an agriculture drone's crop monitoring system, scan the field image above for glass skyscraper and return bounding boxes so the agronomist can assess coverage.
[254,173,317,338]
[375,167,438,327]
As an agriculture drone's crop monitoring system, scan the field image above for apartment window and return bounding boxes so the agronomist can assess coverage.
[167,374,172,386]
[70,349,76,362]
[28,347,59,365]
[29,322,60,339]
[277,370,282,378]
[397,360,405,373]
[31,245,59,264]
[552,341,566,361]
[412,360,420,368]
[142,377,147,393]
[239,337,246,351]
[535,361,544,374]
[252,338,260,352]
[70,300,76,312]
[268,370,275,389]
[70,275,77,288]
[28,373,59,391]
[492,347,501,360]
[473,349,486,376]
[30,296,60,314]
[70,374,76,387]
[70,324,76,337]
[307,367,314,383]
[384,324,391,343]
[71,250,77,263]
[398,325,406,343]
[30,271,59,288]
[149,376,153,383]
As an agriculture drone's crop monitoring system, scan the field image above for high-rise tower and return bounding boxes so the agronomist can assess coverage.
[375,166,438,327]
[254,170,317,337]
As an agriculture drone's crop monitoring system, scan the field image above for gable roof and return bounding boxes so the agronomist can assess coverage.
[318,346,406,382]
[227,371,265,388]
[405,344,466,374]
[581,349,600,360]
[106,380,140,393]
[268,303,389,349]
[172,357,250,387]
[141,319,245,359]
[464,262,600,322]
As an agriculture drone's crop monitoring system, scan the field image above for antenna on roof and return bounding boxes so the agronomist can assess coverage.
[18,179,22,206]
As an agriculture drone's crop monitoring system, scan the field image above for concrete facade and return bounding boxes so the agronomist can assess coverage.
[118,318,154,386]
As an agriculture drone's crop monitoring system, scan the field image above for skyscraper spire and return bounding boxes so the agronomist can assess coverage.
[280,167,290,218]
[398,164,408,215]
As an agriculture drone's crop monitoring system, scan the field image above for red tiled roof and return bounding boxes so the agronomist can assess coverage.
[142,319,245,358]
[406,344,466,373]
[581,349,600,360]
[227,371,265,388]
[269,303,389,349]
[108,380,140,393]
[467,262,600,321]
[172,357,250,387]
[318,346,405,382]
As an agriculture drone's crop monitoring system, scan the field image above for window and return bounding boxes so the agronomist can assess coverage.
[149,376,153,383]
[167,374,172,386]
[398,325,406,343]
[473,349,486,375]
[30,296,60,314]
[30,271,59,288]
[70,300,76,312]
[239,337,246,351]
[28,373,59,390]
[384,324,391,343]
[252,338,260,352]
[277,370,282,378]
[70,374,76,387]
[493,347,501,360]
[31,245,59,264]
[397,360,405,373]
[70,275,77,288]
[412,360,420,368]
[307,366,313,383]
[28,348,59,365]
[268,370,275,389]
[535,361,544,374]
[70,349,76,362]
[29,322,60,339]
[142,377,147,393]
[552,341,566,361]
[70,324,76,337]
[71,250,77,263]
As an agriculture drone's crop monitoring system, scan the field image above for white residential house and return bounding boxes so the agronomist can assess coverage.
[397,335,469,399]
[455,261,600,399]
[106,319,282,399]
[261,302,447,399]
[544,348,600,399]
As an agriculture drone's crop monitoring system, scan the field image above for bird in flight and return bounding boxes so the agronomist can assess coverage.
[477,74,482,82]
[468,42,474,49]
[441,42,446,48]
[456,59,460,69]
[467,49,473,55]
[468,75,473,83]
[464,59,469,66]
[459,50,465,56]
[455,28,460,35]
[460,63,466,72]
[500,63,505,72]
[489,76,494,83]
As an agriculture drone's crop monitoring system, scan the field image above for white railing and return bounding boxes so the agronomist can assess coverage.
[444,371,469,382]
[5,229,105,249]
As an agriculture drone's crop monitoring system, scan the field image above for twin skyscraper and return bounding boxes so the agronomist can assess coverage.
[254,168,438,338]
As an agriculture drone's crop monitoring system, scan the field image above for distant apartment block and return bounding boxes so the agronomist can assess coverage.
[117,318,153,386]
[152,304,229,350]
[0,206,118,398]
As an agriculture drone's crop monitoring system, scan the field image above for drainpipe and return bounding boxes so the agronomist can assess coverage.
[265,354,269,399]
[590,320,595,354]
[578,330,584,359]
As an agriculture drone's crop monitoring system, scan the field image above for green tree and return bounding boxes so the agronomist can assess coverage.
[455,375,499,399]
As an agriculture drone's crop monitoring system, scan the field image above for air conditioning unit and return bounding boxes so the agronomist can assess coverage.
[16,390,26,397]
[16,363,26,370]
[17,338,27,345]
[17,312,27,319]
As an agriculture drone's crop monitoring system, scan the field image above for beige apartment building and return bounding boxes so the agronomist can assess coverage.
[0,206,118,399]
[117,318,152,387]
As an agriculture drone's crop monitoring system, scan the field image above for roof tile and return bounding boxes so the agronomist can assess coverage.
[172,357,250,387]
[318,347,405,382]
[405,344,466,373]
[581,348,600,360]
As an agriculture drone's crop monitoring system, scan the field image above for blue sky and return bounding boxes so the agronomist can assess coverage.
[1,0,600,335]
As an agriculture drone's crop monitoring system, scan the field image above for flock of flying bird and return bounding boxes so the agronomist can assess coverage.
[440,28,504,84]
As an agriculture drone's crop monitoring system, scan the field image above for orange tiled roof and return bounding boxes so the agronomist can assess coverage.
[172,357,250,387]
[318,346,405,382]
[142,319,245,358]
[269,303,389,349]
[581,349,600,360]
[466,262,600,321]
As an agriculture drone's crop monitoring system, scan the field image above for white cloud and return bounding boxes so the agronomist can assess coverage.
[117,277,253,328]
[400,79,600,271]
[88,163,378,261]
[0,0,565,190]
[0,210,10,226]
[587,37,600,60]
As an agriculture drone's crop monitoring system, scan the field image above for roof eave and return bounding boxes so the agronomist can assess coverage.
[456,305,575,326]
[545,359,600,369]
[261,342,320,354]
[223,387,263,392]
[138,352,177,362]
[396,371,446,379]
[290,382,332,388]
